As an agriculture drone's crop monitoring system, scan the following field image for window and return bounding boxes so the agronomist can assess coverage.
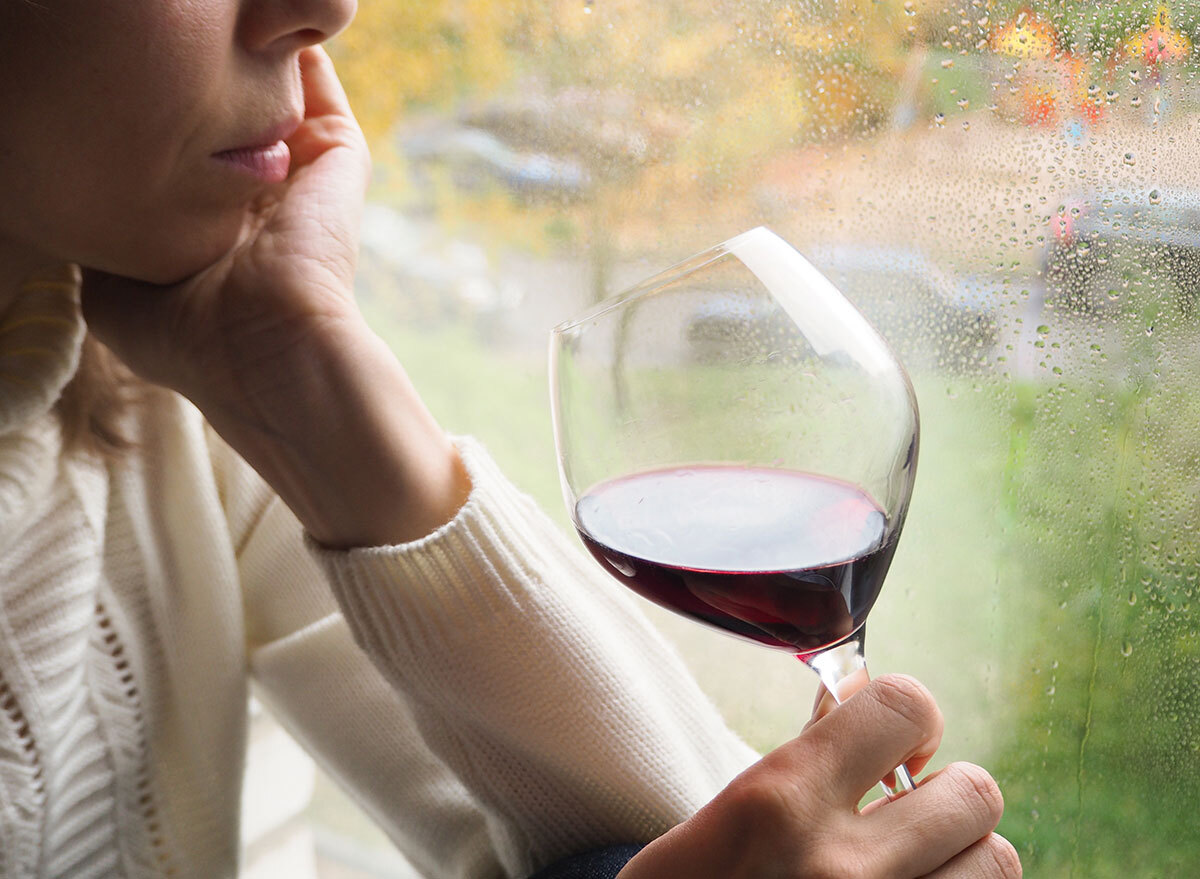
[251,3,1200,874]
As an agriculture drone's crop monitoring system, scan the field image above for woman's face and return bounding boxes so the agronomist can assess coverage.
[0,0,355,283]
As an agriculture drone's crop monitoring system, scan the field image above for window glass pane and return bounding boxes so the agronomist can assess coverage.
[319,2,1200,872]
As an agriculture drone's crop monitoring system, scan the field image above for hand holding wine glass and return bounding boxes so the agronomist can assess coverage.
[618,675,1018,879]
[551,227,1017,877]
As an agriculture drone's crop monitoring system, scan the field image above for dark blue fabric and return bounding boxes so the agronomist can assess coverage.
[526,844,645,879]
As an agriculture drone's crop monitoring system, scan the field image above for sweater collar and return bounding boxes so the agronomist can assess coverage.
[0,264,86,438]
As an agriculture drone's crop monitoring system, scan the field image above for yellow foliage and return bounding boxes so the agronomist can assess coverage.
[330,0,533,143]
[653,25,735,79]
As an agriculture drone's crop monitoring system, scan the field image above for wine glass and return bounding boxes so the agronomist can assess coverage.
[549,226,919,797]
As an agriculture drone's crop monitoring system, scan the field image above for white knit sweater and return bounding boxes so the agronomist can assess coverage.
[0,265,758,879]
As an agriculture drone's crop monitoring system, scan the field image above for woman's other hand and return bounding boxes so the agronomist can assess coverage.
[619,675,1020,879]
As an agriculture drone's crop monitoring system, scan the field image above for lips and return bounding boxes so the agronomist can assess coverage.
[211,116,303,183]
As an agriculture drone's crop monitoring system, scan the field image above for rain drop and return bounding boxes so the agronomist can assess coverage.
[934,113,946,127]
[1121,642,1133,658]
[1129,592,1138,605]
[1124,152,1136,166]
[1150,189,1162,205]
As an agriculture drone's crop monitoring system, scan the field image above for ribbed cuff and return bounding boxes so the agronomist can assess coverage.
[300,435,558,659]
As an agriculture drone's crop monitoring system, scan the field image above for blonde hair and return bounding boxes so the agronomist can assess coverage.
[55,331,145,462]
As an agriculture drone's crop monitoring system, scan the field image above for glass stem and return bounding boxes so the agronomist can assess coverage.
[804,625,917,800]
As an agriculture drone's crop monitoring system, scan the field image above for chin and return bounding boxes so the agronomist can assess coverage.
[90,209,251,286]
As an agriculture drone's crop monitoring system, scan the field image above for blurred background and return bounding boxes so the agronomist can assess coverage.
[239,2,1200,876]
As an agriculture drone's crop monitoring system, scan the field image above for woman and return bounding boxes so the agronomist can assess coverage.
[0,1,1018,877]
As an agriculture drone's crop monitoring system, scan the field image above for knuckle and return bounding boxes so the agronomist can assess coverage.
[944,762,1005,828]
[797,842,868,879]
[983,834,1023,877]
[722,772,798,834]
[868,674,942,736]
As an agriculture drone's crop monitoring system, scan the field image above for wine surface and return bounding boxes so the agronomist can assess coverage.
[574,466,897,654]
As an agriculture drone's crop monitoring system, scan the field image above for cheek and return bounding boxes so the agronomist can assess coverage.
[0,5,249,283]
[0,149,251,285]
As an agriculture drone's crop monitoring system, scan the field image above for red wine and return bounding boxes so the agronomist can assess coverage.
[574,466,898,655]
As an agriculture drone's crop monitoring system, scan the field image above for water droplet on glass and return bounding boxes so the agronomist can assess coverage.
[934,113,946,127]
[1037,325,1050,334]
[904,0,915,15]
[1046,685,1056,696]
[1121,642,1133,658]
[957,98,970,111]
[1150,189,1162,205]
[942,59,955,69]
[1129,592,1138,605]
[1124,152,1136,166]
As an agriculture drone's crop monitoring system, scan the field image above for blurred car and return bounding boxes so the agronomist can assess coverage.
[1042,187,1200,315]
[686,245,997,372]
[400,125,591,201]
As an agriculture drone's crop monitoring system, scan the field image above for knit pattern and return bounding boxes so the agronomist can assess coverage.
[0,266,758,877]
[0,417,128,879]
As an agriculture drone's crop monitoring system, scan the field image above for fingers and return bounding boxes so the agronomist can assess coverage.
[667,674,1011,879]
[298,46,354,120]
[804,665,869,729]
[286,46,370,176]
[805,682,837,731]
[792,674,943,804]
[920,834,1022,878]
[863,762,1007,877]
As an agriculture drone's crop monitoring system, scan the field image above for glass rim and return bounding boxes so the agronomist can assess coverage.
[550,225,780,335]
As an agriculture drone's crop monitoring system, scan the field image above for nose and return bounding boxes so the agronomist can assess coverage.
[239,0,358,53]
